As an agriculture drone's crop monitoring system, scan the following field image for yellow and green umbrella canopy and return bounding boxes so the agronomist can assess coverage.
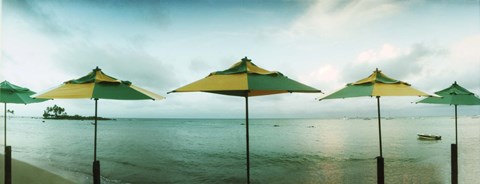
[36,67,164,100]
[171,57,321,96]
[321,68,430,99]
[35,67,164,184]
[171,57,321,184]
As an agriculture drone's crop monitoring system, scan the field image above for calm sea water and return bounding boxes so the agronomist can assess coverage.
[3,116,480,183]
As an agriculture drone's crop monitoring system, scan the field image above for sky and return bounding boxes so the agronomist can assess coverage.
[1,0,479,119]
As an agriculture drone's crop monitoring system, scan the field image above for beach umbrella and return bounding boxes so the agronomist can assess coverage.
[0,80,47,184]
[169,57,321,183]
[417,81,480,184]
[35,67,164,184]
[319,68,432,184]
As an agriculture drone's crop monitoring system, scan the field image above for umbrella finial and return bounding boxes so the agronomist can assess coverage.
[454,81,457,84]
[94,66,101,71]
[242,57,250,62]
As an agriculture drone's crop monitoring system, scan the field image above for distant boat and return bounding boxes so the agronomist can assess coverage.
[417,133,441,140]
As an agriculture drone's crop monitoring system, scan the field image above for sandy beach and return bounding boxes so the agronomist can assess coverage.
[1,155,75,184]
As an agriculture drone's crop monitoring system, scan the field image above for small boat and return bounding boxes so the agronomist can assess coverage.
[417,133,441,140]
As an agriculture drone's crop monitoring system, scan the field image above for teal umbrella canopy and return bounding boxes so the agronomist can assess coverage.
[0,80,47,104]
[1,80,47,182]
[417,81,480,105]
[417,82,480,183]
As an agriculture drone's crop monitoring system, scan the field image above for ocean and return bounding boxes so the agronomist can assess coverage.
[4,116,480,183]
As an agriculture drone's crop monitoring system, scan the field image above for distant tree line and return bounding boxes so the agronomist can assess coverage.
[43,105,66,118]
[42,105,112,120]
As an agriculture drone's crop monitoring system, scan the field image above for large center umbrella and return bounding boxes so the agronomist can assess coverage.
[0,80,47,184]
[35,67,164,184]
[169,57,321,183]
[319,68,432,184]
[417,81,480,184]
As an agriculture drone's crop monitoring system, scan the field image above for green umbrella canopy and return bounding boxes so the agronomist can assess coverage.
[0,80,46,104]
[418,81,480,105]
[417,83,480,182]
[1,80,46,167]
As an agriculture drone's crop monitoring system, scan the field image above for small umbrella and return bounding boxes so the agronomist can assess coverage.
[35,67,164,184]
[319,68,432,184]
[417,81,480,184]
[0,80,47,184]
[170,57,321,183]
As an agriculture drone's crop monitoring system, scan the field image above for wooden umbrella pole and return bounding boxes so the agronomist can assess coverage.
[376,96,383,157]
[94,99,98,161]
[455,105,458,145]
[4,103,6,147]
[245,95,250,184]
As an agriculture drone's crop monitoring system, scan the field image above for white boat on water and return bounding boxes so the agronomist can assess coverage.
[417,133,441,140]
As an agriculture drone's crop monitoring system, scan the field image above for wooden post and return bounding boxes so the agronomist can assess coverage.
[451,144,458,184]
[93,160,100,184]
[377,156,384,184]
[5,146,12,184]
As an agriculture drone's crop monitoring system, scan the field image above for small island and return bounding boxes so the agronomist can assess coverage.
[42,105,113,120]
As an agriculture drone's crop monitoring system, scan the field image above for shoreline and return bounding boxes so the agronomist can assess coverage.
[1,154,76,184]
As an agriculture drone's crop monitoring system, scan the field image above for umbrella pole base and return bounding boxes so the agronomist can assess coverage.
[376,156,384,184]
[93,160,101,184]
[451,144,458,184]
[5,146,12,184]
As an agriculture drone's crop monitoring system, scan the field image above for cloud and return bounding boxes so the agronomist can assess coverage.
[52,43,178,92]
[2,0,71,37]
[415,34,480,91]
[345,43,445,83]
[289,0,404,37]
[78,0,170,29]
[299,64,344,92]
[340,35,480,95]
